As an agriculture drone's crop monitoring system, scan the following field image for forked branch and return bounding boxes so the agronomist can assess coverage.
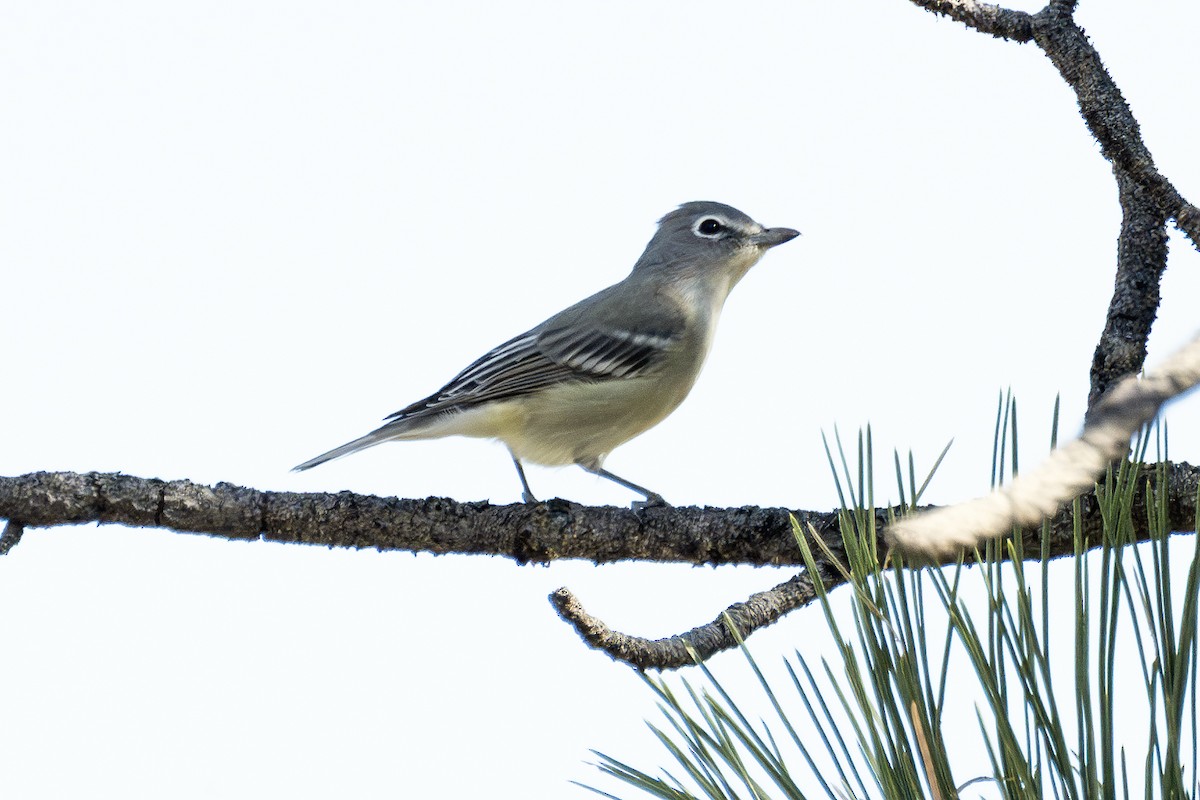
[911,0,1200,407]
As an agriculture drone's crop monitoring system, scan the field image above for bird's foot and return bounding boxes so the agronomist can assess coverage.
[632,493,669,511]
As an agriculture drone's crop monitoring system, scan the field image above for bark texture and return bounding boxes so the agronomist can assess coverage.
[3,464,1198,669]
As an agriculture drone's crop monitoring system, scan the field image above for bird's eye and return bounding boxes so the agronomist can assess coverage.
[695,218,724,237]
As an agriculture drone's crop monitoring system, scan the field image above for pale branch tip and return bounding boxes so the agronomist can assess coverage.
[888,331,1200,559]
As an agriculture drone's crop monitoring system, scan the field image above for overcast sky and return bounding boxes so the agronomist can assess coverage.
[3,2,1199,798]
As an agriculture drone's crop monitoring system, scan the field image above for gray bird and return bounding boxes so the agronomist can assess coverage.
[294,201,799,506]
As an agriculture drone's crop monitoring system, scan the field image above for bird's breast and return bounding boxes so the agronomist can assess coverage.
[498,364,703,467]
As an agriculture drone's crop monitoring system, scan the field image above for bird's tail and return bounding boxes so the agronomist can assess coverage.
[292,429,397,472]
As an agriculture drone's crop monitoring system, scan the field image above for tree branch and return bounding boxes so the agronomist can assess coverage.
[3,460,1198,669]
[556,455,1200,669]
[909,0,1199,410]
[907,0,1033,41]
[5,463,1197,569]
[1030,5,1176,215]
[0,471,838,566]
[549,569,826,671]
[0,519,24,556]
[1089,172,1170,408]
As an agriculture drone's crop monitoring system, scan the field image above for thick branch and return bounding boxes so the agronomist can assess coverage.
[4,464,1198,670]
[2,466,1198,568]
[0,471,836,566]
[1029,6,1181,406]
[1030,6,1183,221]
[1089,172,1170,407]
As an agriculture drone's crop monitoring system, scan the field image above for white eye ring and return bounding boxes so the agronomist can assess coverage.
[692,217,727,238]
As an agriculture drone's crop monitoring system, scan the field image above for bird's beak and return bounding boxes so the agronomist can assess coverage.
[750,227,801,248]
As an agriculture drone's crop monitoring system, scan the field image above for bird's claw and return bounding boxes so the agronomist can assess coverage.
[632,493,669,511]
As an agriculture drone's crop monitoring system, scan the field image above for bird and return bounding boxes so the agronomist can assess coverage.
[293,201,799,506]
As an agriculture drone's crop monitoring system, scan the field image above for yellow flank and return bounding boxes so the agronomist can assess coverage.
[389,364,700,468]
[502,369,696,466]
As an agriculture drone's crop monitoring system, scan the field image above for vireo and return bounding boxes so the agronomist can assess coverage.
[294,201,799,506]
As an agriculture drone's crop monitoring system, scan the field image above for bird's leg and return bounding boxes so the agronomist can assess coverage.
[576,461,669,509]
[510,452,538,503]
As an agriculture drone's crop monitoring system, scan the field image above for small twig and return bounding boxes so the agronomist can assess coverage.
[0,519,25,556]
[1175,203,1200,250]
[906,0,1033,41]
[549,570,824,670]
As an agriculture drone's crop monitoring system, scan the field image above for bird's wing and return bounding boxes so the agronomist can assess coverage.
[385,292,686,422]
[535,324,680,378]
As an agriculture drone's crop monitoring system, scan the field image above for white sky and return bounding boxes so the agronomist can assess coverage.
[2,1,1199,798]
